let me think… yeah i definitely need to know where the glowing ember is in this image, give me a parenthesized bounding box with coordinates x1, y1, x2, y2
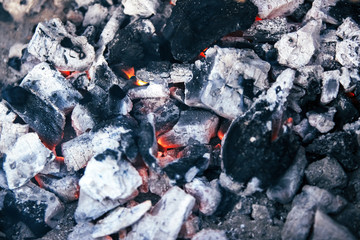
(169, 0, 176, 5)
(34, 174, 44, 188)
(85, 70, 91, 80)
(255, 16, 262, 21)
(59, 70, 72, 77)
(56, 156, 64, 162)
(198, 48, 208, 58)
(286, 117, 293, 125)
(347, 92, 355, 98)
(74, 185, 80, 199)
(217, 129, 225, 140)
(135, 79, 149, 86)
(122, 67, 135, 79)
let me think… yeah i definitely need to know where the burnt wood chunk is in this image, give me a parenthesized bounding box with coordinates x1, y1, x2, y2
(2, 86, 65, 147)
(163, 0, 258, 61)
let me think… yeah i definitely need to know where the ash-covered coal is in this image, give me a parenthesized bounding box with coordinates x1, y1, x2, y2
(163, 0, 258, 61)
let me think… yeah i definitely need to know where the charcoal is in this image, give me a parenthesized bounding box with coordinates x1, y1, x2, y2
(157, 109, 219, 148)
(252, 0, 304, 19)
(336, 17, 360, 68)
(162, 144, 211, 185)
(71, 104, 95, 136)
(62, 115, 138, 171)
(148, 169, 171, 196)
(27, 18, 95, 71)
(185, 178, 221, 215)
(306, 131, 359, 171)
(75, 188, 129, 222)
(20, 62, 82, 113)
(83, 3, 108, 27)
(3, 86, 66, 146)
(178, 214, 200, 239)
(320, 70, 340, 104)
(311, 210, 356, 240)
(243, 17, 298, 42)
(191, 229, 227, 240)
(294, 119, 319, 142)
(222, 69, 299, 189)
(36, 174, 79, 203)
(0, 121, 29, 154)
(1, 0, 46, 21)
(267, 147, 307, 204)
(304, 0, 338, 24)
(282, 185, 347, 240)
(306, 107, 336, 133)
(163, 0, 257, 62)
(3, 182, 64, 235)
(305, 157, 348, 189)
(287, 84, 306, 113)
(0, 170, 7, 189)
(97, 6, 126, 51)
(329, 0, 360, 25)
(68, 222, 107, 240)
(122, 0, 160, 17)
(40, 158, 62, 175)
(74, 0, 95, 7)
(275, 20, 321, 68)
(126, 186, 195, 240)
(3, 133, 54, 189)
(132, 98, 180, 136)
(294, 65, 323, 89)
(79, 149, 142, 202)
(335, 204, 360, 239)
(316, 30, 341, 70)
(106, 19, 159, 67)
(92, 201, 152, 238)
(170, 63, 193, 83)
(251, 204, 271, 221)
(0, 100, 17, 122)
(90, 60, 124, 91)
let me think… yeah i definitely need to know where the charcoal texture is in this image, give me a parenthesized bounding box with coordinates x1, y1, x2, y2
(163, 0, 258, 61)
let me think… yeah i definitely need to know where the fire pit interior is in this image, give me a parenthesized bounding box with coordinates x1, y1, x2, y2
(1, 0, 360, 239)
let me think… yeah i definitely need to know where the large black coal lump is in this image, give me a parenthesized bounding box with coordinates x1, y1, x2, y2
(163, 0, 258, 62)
(222, 116, 299, 188)
(2, 86, 65, 146)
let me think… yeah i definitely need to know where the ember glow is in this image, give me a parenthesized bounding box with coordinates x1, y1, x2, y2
(255, 16, 262, 21)
(198, 48, 208, 58)
(59, 70, 72, 77)
(135, 79, 149, 86)
(34, 174, 44, 188)
(121, 67, 135, 79)
(217, 129, 225, 140)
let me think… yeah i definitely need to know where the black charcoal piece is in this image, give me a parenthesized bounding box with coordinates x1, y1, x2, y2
(0, 3, 12, 22)
(163, 0, 257, 62)
(2, 86, 65, 147)
(306, 131, 359, 171)
(332, 92, 359, 128)
(162, 144, 211, 185)
(329, 1, 360, 25)
(2, 182, 64, 238)
(7, 57, 21, 71)
(106, 19, 159, 67)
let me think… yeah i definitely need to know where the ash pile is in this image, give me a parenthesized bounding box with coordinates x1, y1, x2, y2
(1, 0, 360, 239)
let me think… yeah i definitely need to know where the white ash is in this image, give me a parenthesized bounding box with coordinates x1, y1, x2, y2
(79, 149, 142, 202)
(219, 172, 244, 195)
(37, 174, 79, 203)
(336, 17, 360, 68)
(282, 185, 347, 240)
(275, 20, 321, 68)
(267, 147, 308, 204)
(148, 169, 171, 196)
(157, 110, 219, 148)
(304, 0, 338, 24)
(92, 201, 152, 238)
(316, 30, 339, 69)
(320, 70, 340, 104)
(185, 178, 222, 216)
(311, 210, 357, 240)
(126, 187, 195, 240)
(0, 121, 29, 154)
(1, 0, 46, 21)
(27, 18, 95, 71)
(294, 65, 323, 88)
(251, 0, 304, 19)
(68, 222, 108, 240)
(305, 157, 348, 189)
(20, 62, 82, 113)
(75, 188, 130, 223)
(40, 158, 61, 175)
(3, 133, 54, 189)
(307, 107, 336, 133)
(83, 3, 109, 27)
(0, 170, 8, 189)
(0, 101, 17, 123)
(122, 0, 160, 17)
(128, 72, 170, 100)
(71, 104, 95, 136)
(96, 6, 126, 52)
(169, 63, 193, 83)
(13, 182, 64, 228)
(191, 229, 228, 240)
(74, 0, 96, 7)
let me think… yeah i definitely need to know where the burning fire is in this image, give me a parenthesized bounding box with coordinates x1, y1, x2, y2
(135, 79, 149, 86)
(217, 129, 225, 140)
(121, 67, 135, 80)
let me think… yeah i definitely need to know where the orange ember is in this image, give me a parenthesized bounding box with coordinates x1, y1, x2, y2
(55, 156, 64, 162)
(59, 70, 72, 77)
(85, 70, 91, 80)
(215, 143, 221, 149)
(198, 48, 208, 58)
(286, 117, 293, 125)
(34, 174, 44, 188)
(122, 67, 135, 79)
(74, 185, 80, 199)
(217, 129, 225, 140)
(135, 79, 149, 86)
(347, 92, 355, 98)
(255, 16, 262, 21)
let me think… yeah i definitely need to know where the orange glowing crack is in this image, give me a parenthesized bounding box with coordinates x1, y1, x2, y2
(217, 130, 225, 140)
(122, 67, 135, 79)
(34, 174, 44, 188)
(169, 0, 176, 5)
(135, 79, 149, 86)
(198, 47, 208, 58)
(255, 16, 262, 21)
(59, 70, 72, 77)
